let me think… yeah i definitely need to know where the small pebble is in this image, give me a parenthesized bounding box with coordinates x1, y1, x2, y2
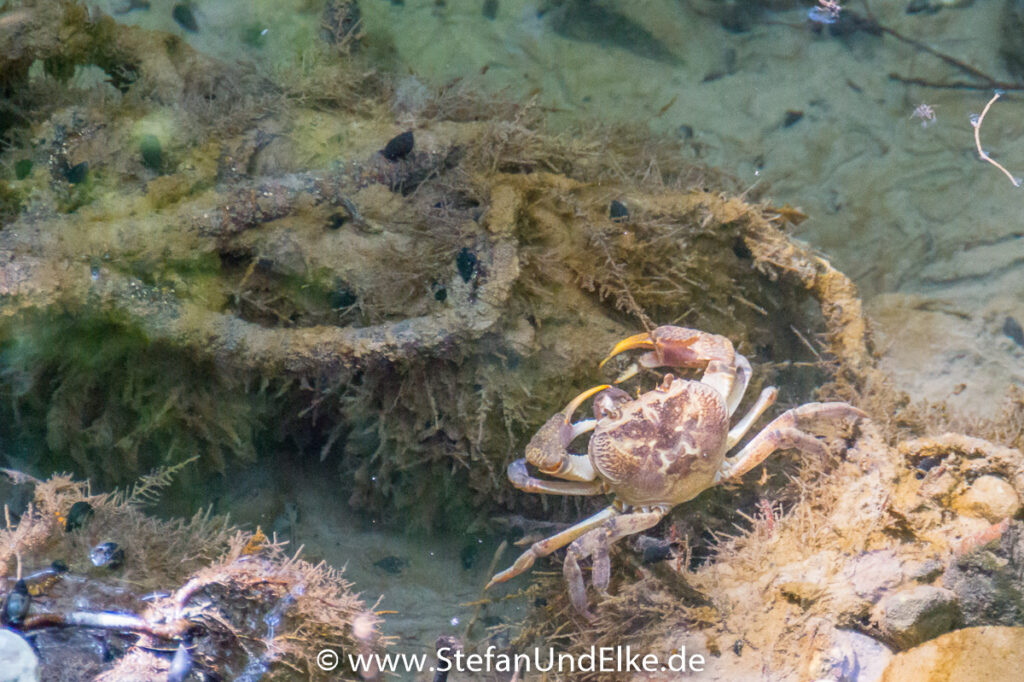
(1003, 316, 1024, 347)
(874, 585, 959, 649)
(373, 556, 407, 575)
(783, 110, 804, 128)
(90, 542, 125, 570)
(381, 130, 414, 161)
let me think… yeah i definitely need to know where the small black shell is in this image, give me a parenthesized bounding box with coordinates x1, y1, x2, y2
(1004, 316, 1024, 347)
(64, 162, 89, 184)
(456, 247, 477, 283)
(172, 3, 199, 32)
(65, 500, 95, 532)
(139, 134, 162, 171)
(1, 579, 30, 627)
(609, 199, 629, 222)
(381, 130, 414, 161)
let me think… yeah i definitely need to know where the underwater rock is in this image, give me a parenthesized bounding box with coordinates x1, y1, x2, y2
(0, 628, 38, 682)
(804, 621, 893, 682)
(953, 474, 1021, 523)
(873, 585, 960, 649)
(943, 521, 1024, 627)
(879, 626, 1024, 682)
(0, 469, 382, 679)
(544, 0, 683, 64)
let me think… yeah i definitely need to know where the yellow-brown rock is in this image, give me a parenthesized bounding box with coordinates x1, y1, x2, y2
(880, 626, 1024, 682)
(953, 475, 1021, 523)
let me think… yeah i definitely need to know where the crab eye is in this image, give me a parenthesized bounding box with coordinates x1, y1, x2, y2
(594, 395, 621, 420)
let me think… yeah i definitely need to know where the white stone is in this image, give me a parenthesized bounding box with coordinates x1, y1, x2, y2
(0, 629, 38, 682)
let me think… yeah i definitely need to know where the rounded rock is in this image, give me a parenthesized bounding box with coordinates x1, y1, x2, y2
(874, 585, 960, 649)
(0, 628, 38, 682)
(881, 625, 1024, 682)
(954, 475, 1021, 523)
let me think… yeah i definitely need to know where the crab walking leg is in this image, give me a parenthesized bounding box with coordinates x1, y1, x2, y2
(724, 353, 752, 416)
(507, 459, 606, 495)
(485, 507, 618, 590)
(564, 507, 668, 617)
(716, 403, 866, 481)
(726, 386, 778, 449)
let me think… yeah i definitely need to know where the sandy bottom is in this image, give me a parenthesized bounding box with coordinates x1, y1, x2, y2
(205, 459, 525, 676)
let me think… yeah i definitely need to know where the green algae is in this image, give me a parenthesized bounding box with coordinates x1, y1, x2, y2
(0, 309, 267, 488)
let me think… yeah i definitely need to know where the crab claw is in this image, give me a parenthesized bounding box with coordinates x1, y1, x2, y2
(600, 327, 714, 383)
(562, 384, 612, 424)
(598, 331, 658, 369)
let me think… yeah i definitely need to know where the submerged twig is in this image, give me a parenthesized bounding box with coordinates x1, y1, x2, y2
(971, 92, 1022, 187)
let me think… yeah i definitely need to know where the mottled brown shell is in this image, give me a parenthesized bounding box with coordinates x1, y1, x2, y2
(589, 378, 729, 506)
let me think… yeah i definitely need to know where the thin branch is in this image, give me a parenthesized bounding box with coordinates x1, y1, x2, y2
(972, 92, 1022, 188)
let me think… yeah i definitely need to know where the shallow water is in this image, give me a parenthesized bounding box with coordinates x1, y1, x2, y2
(96, 0, 1024, 413)
(6, 0, 1024, 678)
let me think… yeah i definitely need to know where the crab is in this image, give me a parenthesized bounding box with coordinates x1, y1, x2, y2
(485, 325, 865, 617)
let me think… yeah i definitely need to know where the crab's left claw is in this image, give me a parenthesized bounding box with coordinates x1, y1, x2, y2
(600, 327, 708, 383)
(599, 332, 656, 369)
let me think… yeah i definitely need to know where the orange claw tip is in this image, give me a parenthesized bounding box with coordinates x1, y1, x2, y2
(598, 332, 655, 368)
(562, 384, 612, 423)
